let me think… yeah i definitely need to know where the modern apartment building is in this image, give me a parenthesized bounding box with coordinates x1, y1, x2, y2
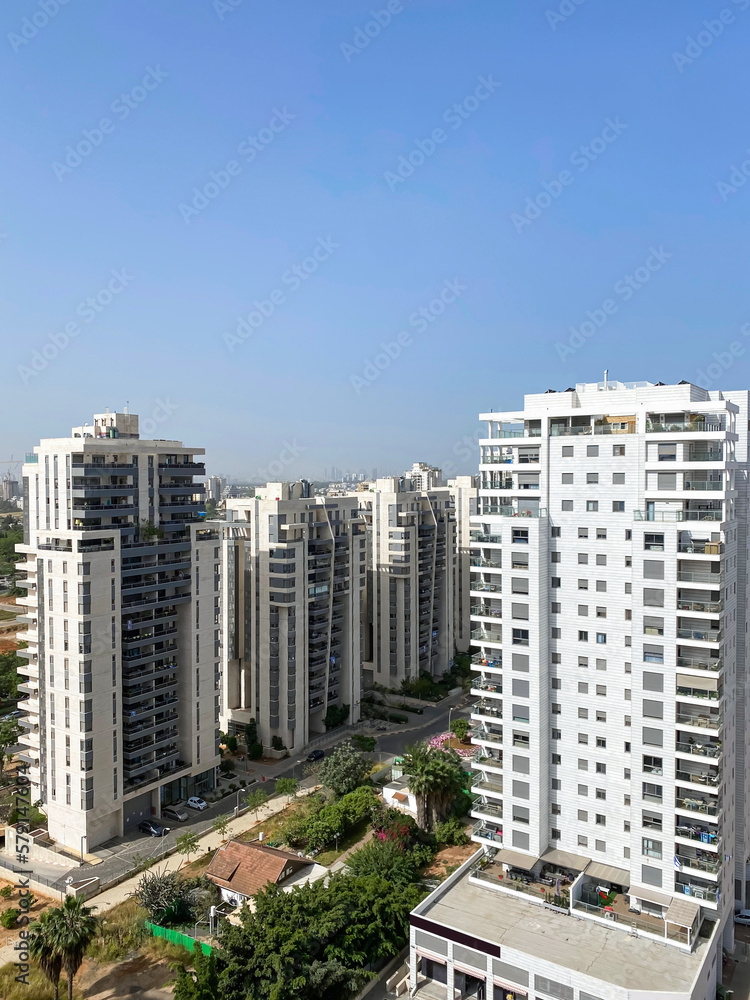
(220, 483, 366, 750)
(359, 477, 457, 688)
(448, 475, 478, 654)
(13, 412, 221, 853)
(411, 380, 748, 999)
(403, 462, 444, 492)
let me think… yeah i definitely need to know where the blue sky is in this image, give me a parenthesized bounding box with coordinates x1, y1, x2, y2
(2, 0, 749, 481)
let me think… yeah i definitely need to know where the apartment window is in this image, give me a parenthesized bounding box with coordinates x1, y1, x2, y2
(596, 633, 606, 644)
(595, 814, 606, 826)
(578, 527, 588, 539)
(643, 810, 662, 831)
(578, 733, 588, 745)
(578, 708, 588, 719)
(613, 444, 625, 456)
(643, 782, 663, 803)
(552, 703, 561, 715)
(578, 835, 588, 847)
(113, 732, 118, 763)
(64, 696, 70, 729)
(596, 553, 607, 566)
(114, 769, 118, 800)
(562, 473, 574, 484)
(578, 631, 588, 641)
(551, 551, 561, 563)
(578, 810, 588, 822)
(65, 735, 70, 768)
(612, 473, 625, 484)
(643, 699, 663, 720)
(66, 774, 71, 805)
(551, 602, 561, 614)
(643, 587, 664, 607)
(595, 762, 606, 774)
(49, 694, 55, 723)
(512, 629, 529, 645)
(552, 753, 562, 765)
(578, 656, 588, 668)
(587, 445, 599, 457)
(578, 605, 588, 616)
(642, 838, 662, 859)
(578, 784, 588, 795)
(551, 677, 561, 689)
(587, 473, 599, 485)
(578, 553, 588, 564)
(551, 829, 562, 840)
(551, 577, 561, 588)
(596, 788, 606, 800)
(562, 446, 574, 457)
(612, 501, 625, 512)
(596, 658, 607, 671)
(578, 681, 588, 694)
(596, 711, 606, 722)
(596, 738, 606, 749)
(561, 500, 574, 511)
(595, 840, 606, 853)
(112, 693, 117, 724)
(578, 759, 588, 771)
(596, 607, 606, 618)
(551, 526, 561, 537)
(552, 778, 562, 790)
(552, 729, 562, 740)
(578, 579, 588, 590)
(596, 684, 606, 696)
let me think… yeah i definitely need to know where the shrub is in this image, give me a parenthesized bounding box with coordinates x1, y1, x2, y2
(248, 742, 263, 761)
(350, 734, 376, 752)
(1, 908, 18, 928)
(219, 759, 234, 776)
(271, 736, 285, 751)
(225, 735, 238, 754)
(0, 885, 12, 900)
(434, 816, 469, 846)
(388, 713, 408, 724)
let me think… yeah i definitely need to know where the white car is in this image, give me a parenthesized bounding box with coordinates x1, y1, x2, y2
(187, 796, 208, 811)
(735, 909, 750, 925)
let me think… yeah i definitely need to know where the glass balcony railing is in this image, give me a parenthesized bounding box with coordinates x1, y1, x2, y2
(646, 419, 725, 433)
(676, 854, 721, 875)
(677, 628, 721, 643)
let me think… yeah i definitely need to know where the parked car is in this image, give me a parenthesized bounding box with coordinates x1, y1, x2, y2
(735, 909, 750, 925)
(162, 806, 189, 823)
(306, 749, 325, 762)
(139, 820, 169, 837)
(187, 796, 208, 811)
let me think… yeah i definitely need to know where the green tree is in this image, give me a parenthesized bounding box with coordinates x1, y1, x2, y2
(246, 788, 269, 819)
(135, 869, 185, 923)
(275, 777, 298, 798)
(0, 717, 22, 778)
(174, 942, 220, 1000)
(318, 745, 370, 796)
(323, 703, 350, 731)
(225, 735, 238, 754)
(346, 838, 417, 886)
(218, 874, 424, 1000)
(28, 908, 64, 1000)
(176, 831, 200, 867)
(54, 895, 98, 1000)
(211, 814, 231, 840)
(0, 648, 23, 701)
(400, 743, 465, 832)
(449, 718, 470, 743)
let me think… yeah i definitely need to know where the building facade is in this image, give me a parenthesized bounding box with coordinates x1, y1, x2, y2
(411, 380, 749, 999)
(359, 477, 456, 688)
(220, 483, 365, 750)
(14, 412, 220, 852)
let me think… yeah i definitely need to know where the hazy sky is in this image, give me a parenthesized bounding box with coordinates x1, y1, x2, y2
(2, 0, 749, 481)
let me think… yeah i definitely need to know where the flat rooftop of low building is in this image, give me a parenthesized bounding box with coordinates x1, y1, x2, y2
(418, 869, 712, 993)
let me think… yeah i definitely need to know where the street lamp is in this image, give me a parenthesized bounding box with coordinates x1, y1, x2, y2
(79, 834, 87, 868)
(235, 788, 244, 817)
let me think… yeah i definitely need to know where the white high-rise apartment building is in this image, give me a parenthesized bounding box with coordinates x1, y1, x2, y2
(13, 412, 221, 853)
(409, 380, 748, 1000)
(220, 483, 365, 750)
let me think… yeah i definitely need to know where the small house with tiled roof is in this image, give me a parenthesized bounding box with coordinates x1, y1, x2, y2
(205, 839, 327, 907)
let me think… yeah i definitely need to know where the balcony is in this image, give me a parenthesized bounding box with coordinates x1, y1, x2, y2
(675, 823, 720, 847)
(677, 540, 723, 555)
(471, 776, 504, 796)
(675, 794, 720, 817)
(470, 559, 502, 570)
(676, 684, 720, 701)
(471, 799, 503, 819)
(677, 599, 721, 614)
(686, 450, 723, 462)
(676, 739, 721, 760)
(684, 481, 723, 491)
(471, 629, 502, 643)
(674, 877, 719, 903)
(470, 533, 502, 544)
(470, 727, 503, 747)
(676, 853, 721, 876)
(634, 510, 723, 522)
(676, 711, 722, 732)
(471, 821, 503, 845)
(646, 418, 725, 433)
(677, 569, 722, 585)
(470, 582, 501, 594)
(470, 653, 502, 669)
(470, 605, 502, 619)
(677, 627, 721, 643)
(480, 506, 547, 518)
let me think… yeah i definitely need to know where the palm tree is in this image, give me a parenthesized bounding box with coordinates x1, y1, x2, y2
(55, 895, 98, 1000)
(400, 742, 465, 831)
(28, 909, 64, 1000)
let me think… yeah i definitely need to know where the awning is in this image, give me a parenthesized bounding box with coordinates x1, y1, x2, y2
(665, 896, 700, 928)
(628, 885, 672, 907)
(677, 673, 718, 691)
(455, 964, 486, 980)
(494, 980, 527, 997)
(539, 848, 590, 870)
(494, 848, 538, 870)
(585, 862, 631, 886)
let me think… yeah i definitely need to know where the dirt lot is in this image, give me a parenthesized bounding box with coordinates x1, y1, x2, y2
(77, 953, 179, 1000)
(423, 841, 478, 879)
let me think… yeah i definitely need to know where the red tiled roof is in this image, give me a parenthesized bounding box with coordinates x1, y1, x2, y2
(205, 840, 309, 899)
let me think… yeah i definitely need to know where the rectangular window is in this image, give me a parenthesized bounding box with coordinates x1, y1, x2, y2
(613, 444, 625, 456)
(578, 630, 588, 641)
(587, 473, 599, 484)
(561, 500, 574, 511)
(642, 837, 662, 859)
(578, 579, 588, 589)
(587, 501, 599, 512)
(562, 473, 574, 484)
(578, 605, 588, 616)
(612, 501, 625, 512)
(596, 554, 607, 566)
(612, 473, 625, 484)
(587, 445, 599, 457)
(596, 633, 607, 644)
(562, 446, 574, 457)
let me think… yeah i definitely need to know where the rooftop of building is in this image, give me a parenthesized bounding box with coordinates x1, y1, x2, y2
(414, 861, 713, 994)
(480, 379, 745, 423)
(25, 411, 204, 456)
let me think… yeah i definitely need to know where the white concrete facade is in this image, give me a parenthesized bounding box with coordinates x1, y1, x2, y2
(14, 413, 220, 852)
(414, 379, 750, 999)
(220, 483, 365, 750)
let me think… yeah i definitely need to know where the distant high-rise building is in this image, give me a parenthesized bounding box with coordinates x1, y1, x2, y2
(403, 462, 443, 491)
(12, 412, 220, 854)
(220, 483, 365, 749)
(206, 475, 226, 502)
(410, 379, 748, 1000)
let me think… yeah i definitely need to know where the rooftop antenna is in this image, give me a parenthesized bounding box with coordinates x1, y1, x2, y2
(603, 369, 609, 389)
(124, 400, 129, 414)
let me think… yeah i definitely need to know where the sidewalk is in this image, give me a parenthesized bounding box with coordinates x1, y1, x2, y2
(92, 785, 318, 912)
